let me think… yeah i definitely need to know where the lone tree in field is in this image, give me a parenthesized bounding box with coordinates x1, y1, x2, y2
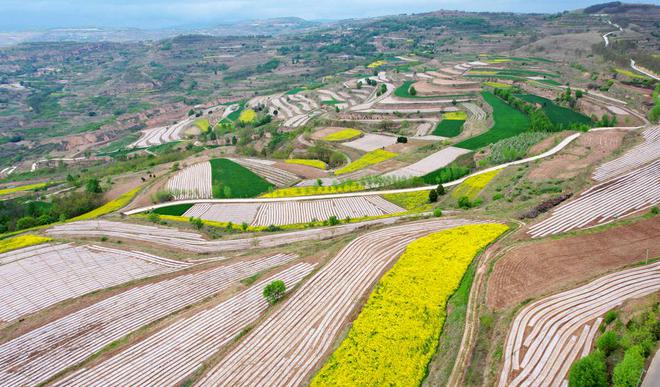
(436, 184, 445, 196)
(429, 189, 438, 203)
(409, 86, 417, 96)
(263, 280, 286, 305)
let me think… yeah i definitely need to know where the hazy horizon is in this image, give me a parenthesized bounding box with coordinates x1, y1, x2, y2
(2, 0, 659, 31)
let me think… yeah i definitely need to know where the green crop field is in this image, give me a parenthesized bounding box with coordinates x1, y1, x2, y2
(516, 94, 593, 127)
(433, 120, 465, 137)
(210, 158, 273, 198)
(455, 91, 530, 150)
(225, 101, 247, 121)
(321, 99, 344, 105)
(152, 203, 194, 216)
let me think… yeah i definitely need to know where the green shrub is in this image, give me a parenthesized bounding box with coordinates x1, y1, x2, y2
(604, 310, 618, 324)
(263, 280, 286, 305)
(429, 189, 438, 203)
(147, 212, 161, 223)
(189, 217, 204, 230)
(433, 208, 442, 217)
(613, 345, 645, 387)
(596, 331, 618, 355)
(568, 350, 607, 387)
(457, 196, 472, 209)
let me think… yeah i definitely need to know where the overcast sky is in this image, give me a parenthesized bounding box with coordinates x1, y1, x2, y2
(1, 0, 659, 30)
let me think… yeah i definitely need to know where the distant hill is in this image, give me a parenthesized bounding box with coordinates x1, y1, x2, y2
(584, 1, 659, 14)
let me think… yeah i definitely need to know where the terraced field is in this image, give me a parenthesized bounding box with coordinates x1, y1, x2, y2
(516, 94, 592, 128)
(197, 219, 479, 386)
(593, 125, 660, 181)
(455, 92, 530, 150)
(56, 263, 315, 386)
(528, 160, 660, 238)
(0, 253, 297, 386)
(181, 196, 404, 226)
(210, 158, 274, 198)
(498, 263, 660, 387)
(0, 243, 189, 322)
(167, 162, 213, 199)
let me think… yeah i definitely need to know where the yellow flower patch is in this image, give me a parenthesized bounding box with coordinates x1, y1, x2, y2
(0, 182, 48, 196)
(194, 118, 210, 132)
(322, 128, 362, 142)
(442, 111, 468, 120)
(261, 182, 364, 198)
(451, 169, 501, 200)
(484, 81, 512, 89)
(238, 108, 257, 123)
(382, 190, 432, 211)
(0, 234, 52, 254)
(486, 58, 512, 63)
(367, 60, 387, 68)
(70, 186, 142, 221)
(312, 223, 509, 386)
(335, 149, 397, 175)
(285, 159, 328, 170)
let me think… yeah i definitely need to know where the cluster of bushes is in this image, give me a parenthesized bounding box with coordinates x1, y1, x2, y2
(480, 132, 548, 166)
(0, 189, 103, 233)
(569, 304, 660, 387)
(304, 144, 346, 169)
(519, 193, 572, 219)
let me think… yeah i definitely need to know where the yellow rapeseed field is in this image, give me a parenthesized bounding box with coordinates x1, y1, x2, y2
(451, 169, 501, 200)
(484, 81, 512, 89)
(442, 111, 468, 120)
(0, 182, 48, 196)
(367, 60, 387, 68)
(285, 159, 328, 170)
(261, 182, 364, 198)
(70, 186, 142, 221)
(382, 190, 432, 211)
(335, 149, 397, 175)
(322, 128, 362, 142)
(0, 234, 52, 254)
(312, 223, 509, 386)
(238, 108, 257, 123)
(194, 118, 211, 132)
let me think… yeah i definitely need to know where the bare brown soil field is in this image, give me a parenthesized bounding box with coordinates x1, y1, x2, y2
(273, 162, 327, 179)
(413, 81, 481, 95)
(526, 131, 574, 156)
(486, 216, 660, 310)
(528, 130, 626, 180)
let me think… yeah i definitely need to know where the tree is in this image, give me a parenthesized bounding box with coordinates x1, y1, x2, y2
(328, 215, 340, 226)
(568, 350, 607, 387)
(409, 86, 417, 96)
(263, 280, 286, 304)
(429, 189, 438, 203)
(613, 345, 645, 387)
(436, 184, 445, 196)
(85, 178, 102, 194)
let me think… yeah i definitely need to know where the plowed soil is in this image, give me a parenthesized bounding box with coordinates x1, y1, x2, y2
(486, 216, 660, 310)
(528, 130, 626, 181)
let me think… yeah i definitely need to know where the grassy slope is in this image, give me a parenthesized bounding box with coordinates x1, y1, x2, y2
(516, 94, 593, 126)
(433, 120, 465, 137)
(209, 158, 273, 198)
(455, 92, 530, 150)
